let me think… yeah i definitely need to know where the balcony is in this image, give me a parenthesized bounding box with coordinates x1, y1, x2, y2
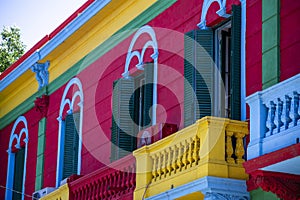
(133, 116, 249, 199)
(68, 154, 135, 200)
(246, 74, 300, 159)
(40, 184, 69, 200)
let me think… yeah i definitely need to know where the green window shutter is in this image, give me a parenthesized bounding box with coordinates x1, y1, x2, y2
(230, 5, 241, 120)
(184, 29, 214, 127)
(111, 81, 119, 162)
(63, 112, 80, 179)
(13, 148, 25, 200)
(143, 63, 154, 128)
(111, 78, 135, 161)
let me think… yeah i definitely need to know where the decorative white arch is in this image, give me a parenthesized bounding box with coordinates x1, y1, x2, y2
(122, 25, 158, 125)
(198, 0, 231, 29)
(5, 116, 29, 200)
(56, 77, 84, 187)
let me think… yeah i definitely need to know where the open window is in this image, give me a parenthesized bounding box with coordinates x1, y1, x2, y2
(62, 112, 80, 180)
(184, 5, 241, 126)
(111, 63, 153, 161)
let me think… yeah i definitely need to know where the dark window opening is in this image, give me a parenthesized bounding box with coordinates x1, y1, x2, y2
(12, 148, 25, 200)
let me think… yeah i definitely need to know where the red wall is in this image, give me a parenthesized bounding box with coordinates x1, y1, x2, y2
(0, 108, 41, 199)
(73, 0, 241, 175)
(246, 0, 262, 97)
(280, 0, 300, 81)
(246, 0, 300, 96)
(0, 0, 244, 193)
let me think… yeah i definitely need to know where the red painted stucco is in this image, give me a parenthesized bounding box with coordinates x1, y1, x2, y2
(280, 0, 300, 81)
(0, 108, 41, 199)
(0, 0, 248, 196)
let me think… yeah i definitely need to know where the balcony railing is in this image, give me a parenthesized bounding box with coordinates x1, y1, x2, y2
(40, 184, 69, 200)
(246, 74, 300, 159)
(69, 154, 135, 200)
(133, 116, 248, 199)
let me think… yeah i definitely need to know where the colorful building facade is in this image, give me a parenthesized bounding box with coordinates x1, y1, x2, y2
(0, 0, 299, 200)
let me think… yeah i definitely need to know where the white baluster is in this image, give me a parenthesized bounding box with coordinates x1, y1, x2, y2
(282, 95, 292, 131)
(291, 92, 300, 126)
(265, 101, 276, 136)
(274, 98, 283, 133)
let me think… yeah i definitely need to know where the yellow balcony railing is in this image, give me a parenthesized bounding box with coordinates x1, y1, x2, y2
(133, 116, 249, 199)
(40, 184, 69, 200)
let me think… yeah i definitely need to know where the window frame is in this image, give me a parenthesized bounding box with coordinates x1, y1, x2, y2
(5, 116, 29, 200)
(56, 77, 83, 188)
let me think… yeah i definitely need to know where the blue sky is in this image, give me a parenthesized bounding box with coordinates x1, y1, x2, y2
(0, 0, 86, 50)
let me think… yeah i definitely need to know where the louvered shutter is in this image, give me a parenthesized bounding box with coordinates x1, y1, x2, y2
(184, 30, 214, 127)
(111, 78, 135, 161)
(13, 148, 25, 200)
(230, 5, 241, 120)
(143, 63, 154, 128)
(63, 112, 80, 179)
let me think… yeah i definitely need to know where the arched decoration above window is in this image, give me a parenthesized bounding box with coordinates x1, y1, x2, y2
(5, 116, 29, 200)
(122, 25, 158, 126)
(198, 0, 231, 29)
(56, 77, 84, 188)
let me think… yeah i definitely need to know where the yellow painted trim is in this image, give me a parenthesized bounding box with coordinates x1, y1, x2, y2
(0, 0, 157, 118)
(40, 184, 69, 200)
(133, 116, 249, 199)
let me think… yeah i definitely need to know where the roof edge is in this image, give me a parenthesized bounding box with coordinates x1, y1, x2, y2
(0, 0, 111, 91)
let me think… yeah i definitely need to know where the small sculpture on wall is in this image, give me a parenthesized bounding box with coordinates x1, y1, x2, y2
(34, 95, 49, 117)
(31, 61, 50, 90)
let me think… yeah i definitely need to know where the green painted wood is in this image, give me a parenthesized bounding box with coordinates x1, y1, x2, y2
(184, 31, 195, 127)
(0, 0, 176, 131)
(111, 78, 135, 161)
(62, 112, 80, 179)
(184, 29, 214, 127)
(230, 5, 241, 120)
(13, 148, 25, 200)
(143, 63, 154, 128)
(262, 0, 280, 89)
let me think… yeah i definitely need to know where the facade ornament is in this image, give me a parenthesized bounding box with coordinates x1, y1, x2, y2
(205, 192, 249, 200)
(5, 116, 29, 200)
(198, 0, 231, 29)
(123, 25, 158, 125)
(31, 61, 50, 90)
(247, 170, 300, 200)
(34, 95, 49, 117)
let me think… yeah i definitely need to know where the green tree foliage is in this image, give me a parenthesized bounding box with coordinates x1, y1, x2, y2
(0, 26, 26, 72)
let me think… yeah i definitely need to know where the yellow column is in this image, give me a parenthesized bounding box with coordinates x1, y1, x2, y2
(133, 146, 153, 199)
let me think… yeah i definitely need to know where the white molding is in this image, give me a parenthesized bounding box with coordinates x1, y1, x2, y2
(0, 0, 111, 92)
(123, 25, 158, 125)
(56, 77, 84, 188)
(5, 116, 29, 200)
(240, 0, 246, 121)
(198, 0, 230, 30)
(146, 176, 249, 200)
(246, 74, 300, 159)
